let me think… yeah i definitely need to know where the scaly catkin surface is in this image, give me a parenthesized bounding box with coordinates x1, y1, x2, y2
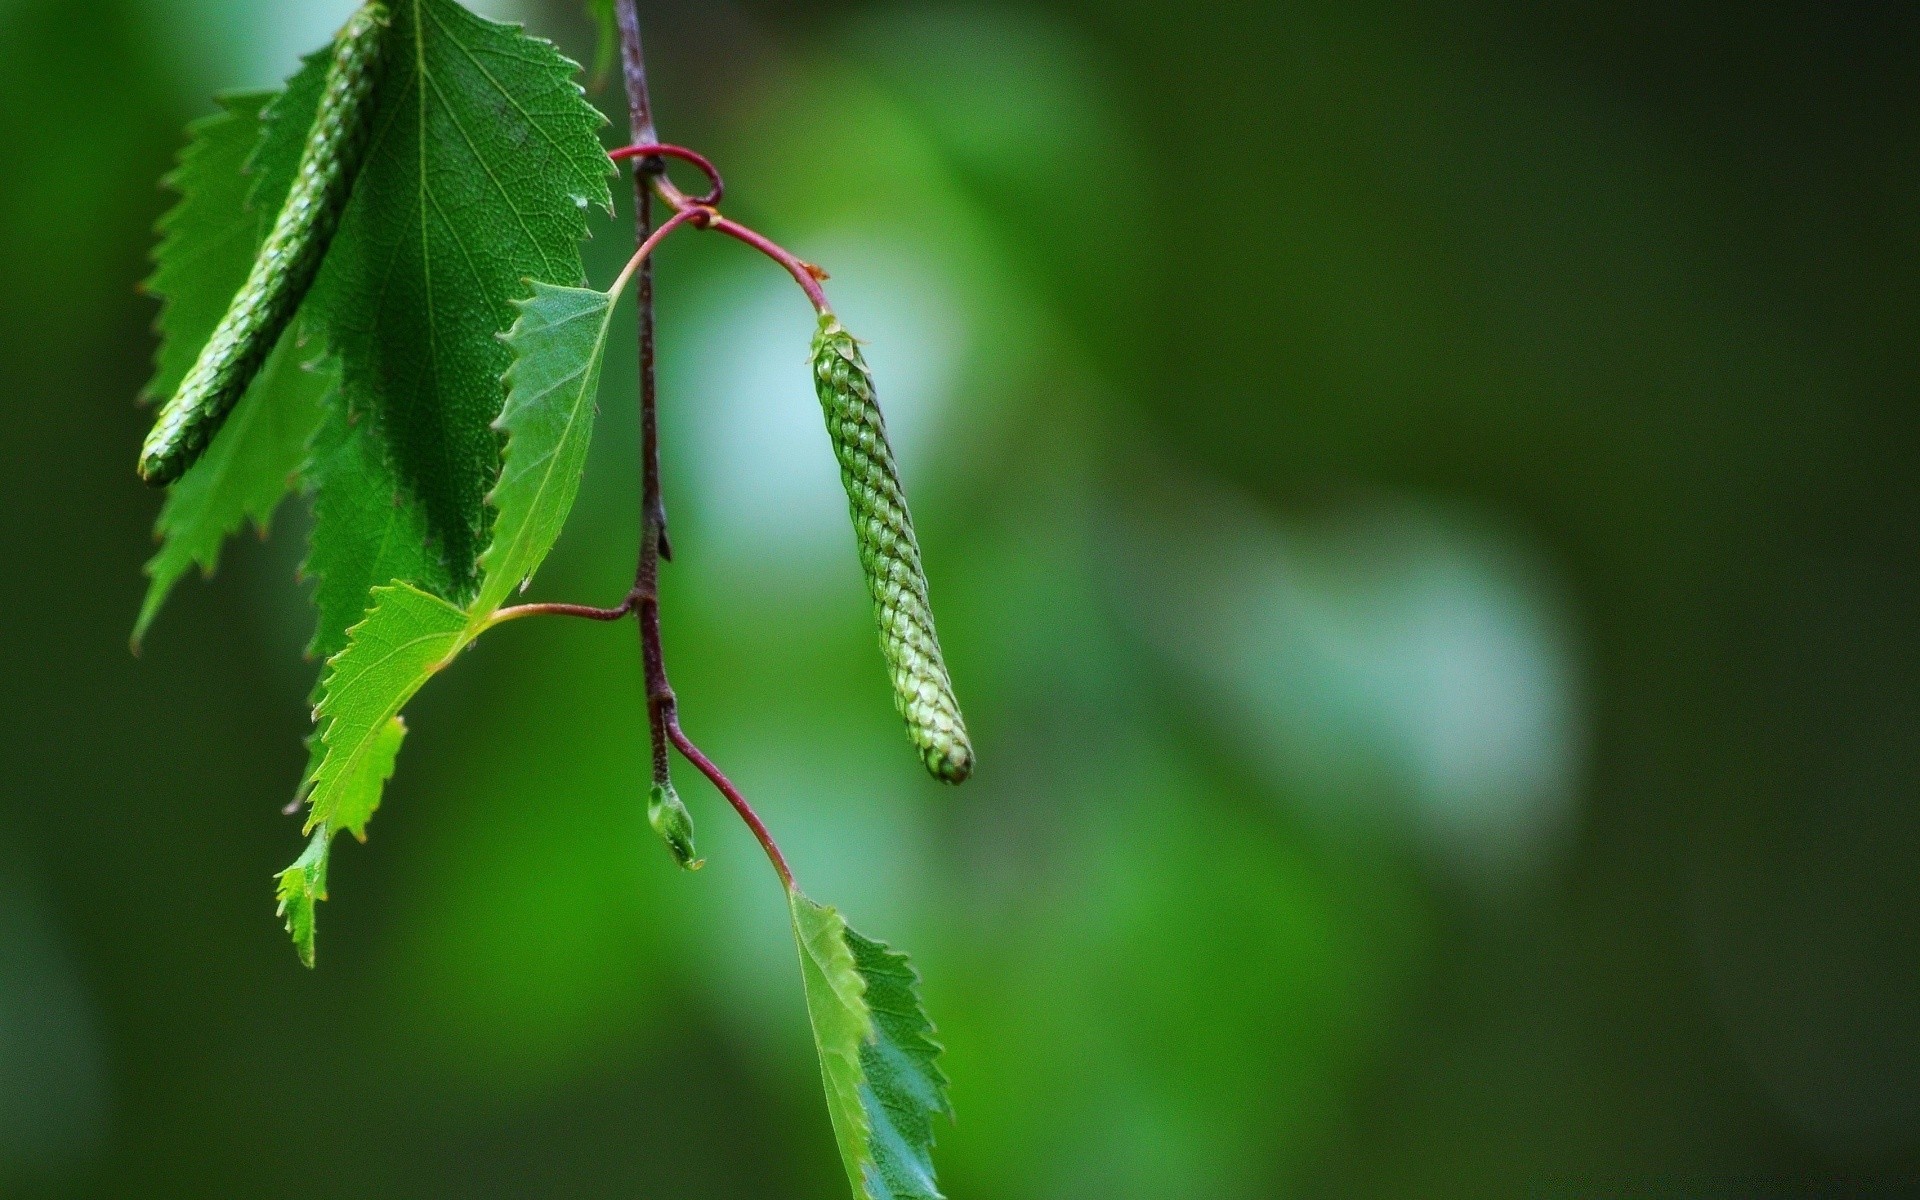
(811, 313, 974, 783)
(139, 3, 388, 485)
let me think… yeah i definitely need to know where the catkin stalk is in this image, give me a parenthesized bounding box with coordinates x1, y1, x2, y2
(139, 3, 389, 486)
(811, 313, 975, 784)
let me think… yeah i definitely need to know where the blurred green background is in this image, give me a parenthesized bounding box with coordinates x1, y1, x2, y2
(3, 0, 1916, 1195)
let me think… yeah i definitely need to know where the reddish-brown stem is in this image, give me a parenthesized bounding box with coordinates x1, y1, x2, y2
(491, 596, 637, 625)
(608, 142, 723, 207)
(607, 141, 830, 313)
(615, 0, 674, 798)
(667, 716, 795, 890)
(613, 2, 796, 891)
(705, 214, 830, 312)
(611, 204, 708, 297)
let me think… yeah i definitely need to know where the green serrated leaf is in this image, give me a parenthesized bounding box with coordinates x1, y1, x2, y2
(791, 892, 951, 1200)
(284, 266, 627, 963)
(146, 93, 274, 404)
(275, 824, 332, 969)
(306, 0, 614, 598)
(276, 714, 406, 966)
(303, 583, 468, 838)
(475, 282, 616, 615)
(135, 93, 330, 644)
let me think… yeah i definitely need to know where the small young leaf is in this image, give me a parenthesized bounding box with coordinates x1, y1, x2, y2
(475, 282, 617, 615)
(136, 92, 330, 644)
(303, 583, 468, 839)
(275, 825, 333, 969)
(274, 711, 404, 966)
(791, 892, 951, 1200)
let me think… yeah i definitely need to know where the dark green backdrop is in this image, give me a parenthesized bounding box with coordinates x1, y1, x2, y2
(2, 1, 1914, 1195)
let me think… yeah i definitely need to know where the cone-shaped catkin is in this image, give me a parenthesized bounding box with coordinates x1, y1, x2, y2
(811, 313, 974, 783)
(139, 3, 389, 486)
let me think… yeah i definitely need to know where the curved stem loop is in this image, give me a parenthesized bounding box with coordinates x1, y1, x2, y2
(608, 141, 724, 207)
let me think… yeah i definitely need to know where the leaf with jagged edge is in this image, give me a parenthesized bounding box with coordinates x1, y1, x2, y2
(283, 584, 458, 960)
(791, 892, 952, 1200)
(276, 826, 331, 969)
(304, 0, 614, 600)
(301, 583, 468, 839)
(474, 282, 616, 615)
(247, 50, 449, 663)
(135, 92, 329, 646)
(274, 714, 403, 967)
(284, 274, 623, 960)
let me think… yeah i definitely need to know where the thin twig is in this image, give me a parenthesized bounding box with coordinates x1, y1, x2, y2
(608, 142, 723, 206)
(706, 214, 830, 312)
(490, 597, 637, 625)
(613, 2, 796, 890)
(614, 0, 674, 797)
(667, 715, 795, 890)
(607, 140, 831, 313)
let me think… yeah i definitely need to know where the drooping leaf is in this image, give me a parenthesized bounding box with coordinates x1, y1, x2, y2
(303, 582, 468, 839)
(136, 92, 330, 644)
(475, 282, 616, 615)
(791, 892, 951, 1200)
(306, 0, 613, 598)
(273, 708, 406, 967)
(275, 824, 333, 969)
(282, 267, 629, 963)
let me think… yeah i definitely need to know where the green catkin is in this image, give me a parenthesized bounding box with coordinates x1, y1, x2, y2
(811, 313, 975, 784)
(138, 3, 389, 486)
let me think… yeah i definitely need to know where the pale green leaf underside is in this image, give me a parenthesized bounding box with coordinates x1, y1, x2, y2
(791, 892, 951, 1200)
(475, 282, 615, 615)
(303, 582, 467, 838)
(275, 824, 332, 969)
(275, 710, 403, 967)
(136, 92, 330, 644)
